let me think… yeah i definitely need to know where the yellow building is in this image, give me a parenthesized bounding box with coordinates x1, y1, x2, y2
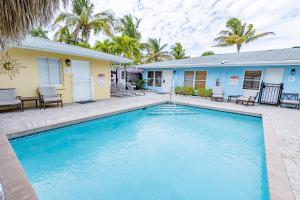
(0, 36, 131, 104)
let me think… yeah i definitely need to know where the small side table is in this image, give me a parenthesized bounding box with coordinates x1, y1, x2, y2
(227, 95, 241, 102)
(20, 97, 41, 109)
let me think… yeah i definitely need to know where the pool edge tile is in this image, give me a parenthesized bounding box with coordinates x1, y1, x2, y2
(0, 100, 296, 200)
(0, 134, 38, 200)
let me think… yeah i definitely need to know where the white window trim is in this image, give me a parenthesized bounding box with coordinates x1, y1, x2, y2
(184, 70, 208, 89)
(147, 71, 154, 87)
(154, 71, 162, 87)
(38, 57, 63, 87)
(147, 71, 162, 87)
(184, 70, 195, 88)
(242, 70, 263, 90)
(194, 70, 207, 89)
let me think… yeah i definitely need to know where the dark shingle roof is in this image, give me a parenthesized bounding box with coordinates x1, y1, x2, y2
(137, 48, 300, 69)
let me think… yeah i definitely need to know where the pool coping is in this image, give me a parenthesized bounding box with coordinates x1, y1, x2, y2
(0, 100, 295, 200)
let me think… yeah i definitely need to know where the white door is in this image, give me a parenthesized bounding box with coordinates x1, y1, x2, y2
(264, 68, 285, 84)
(260, 68, 285, 103)
(161, 70, 173, 93)
(72, 60, 92, 101)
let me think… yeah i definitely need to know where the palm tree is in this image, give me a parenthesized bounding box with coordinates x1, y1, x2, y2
(53, 26, 76, 44)
(144, 38, 171, 63)
(53, 0, 115, 43)
(111, 35, 141, 64)
(170, 43, 189, 59)
(201, 51, 215, 56)
(0, 0, 68, 50)
(31, 27, 49, 39)
(214, 17, 274, 52)
(93, 39, 114, 54)
(117, 14, 142, 40)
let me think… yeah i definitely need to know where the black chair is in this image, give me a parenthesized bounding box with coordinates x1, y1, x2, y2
(280, 93, 300, 109)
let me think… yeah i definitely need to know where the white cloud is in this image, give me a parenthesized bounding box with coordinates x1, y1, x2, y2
(51, 0, 300, 57)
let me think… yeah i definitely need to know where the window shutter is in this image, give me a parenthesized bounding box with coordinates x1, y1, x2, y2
(48, 59, 61, 85)
(37, 58, 50, 85)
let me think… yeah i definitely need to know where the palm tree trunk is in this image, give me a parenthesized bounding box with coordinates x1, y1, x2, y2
(237, 44, 241, 53)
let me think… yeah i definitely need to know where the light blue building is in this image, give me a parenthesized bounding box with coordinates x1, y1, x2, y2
(138, 48, 300, 104)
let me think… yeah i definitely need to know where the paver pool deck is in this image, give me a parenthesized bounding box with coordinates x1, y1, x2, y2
(0, 93, 299, 200)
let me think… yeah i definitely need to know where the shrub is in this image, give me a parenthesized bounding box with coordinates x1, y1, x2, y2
(197, 88, 206, 97)
(174, 86, 183, 94)
(182, 86, 194, 95)
(197, 88, 213, 97)
(135, 79, 145, 90)
(205, 88, 213, 97)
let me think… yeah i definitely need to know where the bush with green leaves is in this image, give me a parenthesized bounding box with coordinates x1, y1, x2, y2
(175, 86, 183, 94)
(197, 88, 213, 97)
(135, 79, 146, 90)
(182, 86, 194, 95)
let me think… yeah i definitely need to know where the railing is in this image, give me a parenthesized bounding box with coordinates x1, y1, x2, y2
(258, 82, 284, 105)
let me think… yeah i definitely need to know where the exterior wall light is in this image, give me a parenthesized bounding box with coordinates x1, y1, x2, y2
(66, 59, 71, 66)
(291, 68, 296, 75)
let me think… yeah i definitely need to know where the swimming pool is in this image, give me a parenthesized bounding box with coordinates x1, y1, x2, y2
(11, 104, 269, 200)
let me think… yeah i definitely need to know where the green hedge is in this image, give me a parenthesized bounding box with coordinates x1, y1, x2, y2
(175, 86, 183, 94)
(182, 86, 194, 95)
(174, 86, 212, 97)
(197, 88, 213, 97)
(175, 86, 194, 95)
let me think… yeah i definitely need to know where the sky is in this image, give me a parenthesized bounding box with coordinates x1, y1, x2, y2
(53, 0, 300, 57)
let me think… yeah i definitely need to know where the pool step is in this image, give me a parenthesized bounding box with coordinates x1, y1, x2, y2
(147, 105, 199, 115)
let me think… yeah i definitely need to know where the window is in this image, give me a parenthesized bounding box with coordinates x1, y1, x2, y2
(147, 71, 154, 86)
(37, 58, 62, 86)
(243, 70, 262, 90)
(184, 71, 194, 87)
(154, 71, 162, 87)
(195, 71, 207, 89)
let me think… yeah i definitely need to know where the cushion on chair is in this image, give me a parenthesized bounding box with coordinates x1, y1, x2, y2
(0, 99, 21, 106)
(43, 97, 62, 103)
(212, 94, 223, 98)
(0, 88, 17, 100)
(281, 99, 299, 105)
(237, 96, 249, 101)
(39, 87, 57, 98)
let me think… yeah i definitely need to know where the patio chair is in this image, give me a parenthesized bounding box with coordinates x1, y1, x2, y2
(236, 90, 258, 106)
(38, 86, 63, 109)
(0, 88, 22, 111)
(111, 83, 125, 97)
(211, 86, 224, 101)
(126, 82, 145, 96)
(280, 93, 300, 109)
(117, 83, 135, 96)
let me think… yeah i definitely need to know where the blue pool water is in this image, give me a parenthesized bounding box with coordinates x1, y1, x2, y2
(11, 104, 269, 200)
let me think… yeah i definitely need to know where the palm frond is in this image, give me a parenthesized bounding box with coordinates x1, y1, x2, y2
(246, 32, 275, 43)
(0, 0, 68, 50)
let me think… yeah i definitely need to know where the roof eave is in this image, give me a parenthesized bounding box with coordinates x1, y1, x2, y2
(139, 60, 300, 69)
(17, 44, 132, 64)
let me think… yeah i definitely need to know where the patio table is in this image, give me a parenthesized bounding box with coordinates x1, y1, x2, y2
(20, 97, 41, 109)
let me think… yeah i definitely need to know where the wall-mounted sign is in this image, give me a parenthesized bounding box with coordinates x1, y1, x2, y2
(64, 67, 71, 73)
(230, 75, 239, 86)
(288, 76, 295, 82)
(97, 74, 105, 85)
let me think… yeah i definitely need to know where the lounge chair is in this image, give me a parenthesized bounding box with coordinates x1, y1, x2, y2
(0, 88, 22, 111)
(38, 86, 63, 109)
(111, 83, 125, 97)
(280, 93, 300, 109)
(117, 83, 135, 96)
(126, 82, 145, 96)
(236, 90, 258, 106)
(211, 86, 224, 101)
